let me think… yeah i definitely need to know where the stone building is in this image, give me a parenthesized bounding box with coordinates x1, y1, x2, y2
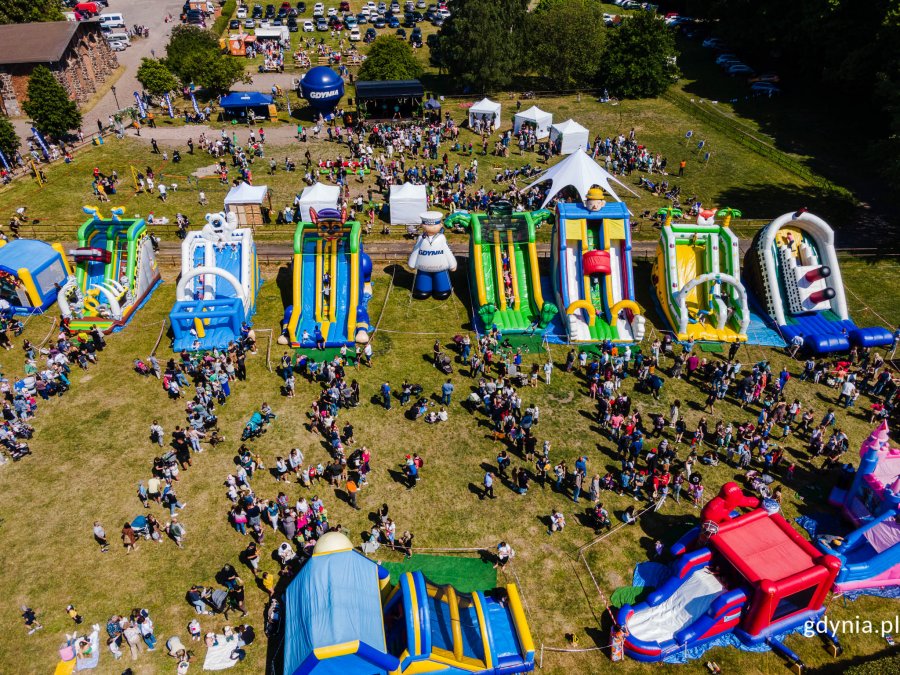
(0, 20, 118, 116)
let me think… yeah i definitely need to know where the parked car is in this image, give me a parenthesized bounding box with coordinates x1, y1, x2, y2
(312, 1, 323, 14)
(436, 7, 449, 17)
(373, 16, 385, 26)
(387, 15, 399, 26)
(252, 3, 262, 17)
(228, 18, 239, 28)
(297, 1, 306, 11)
(244, 17, 256, 28)
(316, 17, 328, 29)
(702, 37, 725, 49)
(339, 0, 350, 9)
(288, 15, 300, 29)
(751, 73, 780, 84)
(430, 14, 443, 26)
(396, 27, 406, 37)
(327, 6, 337, 15)
(715, 53, 738, 65)
(265, 3, 275, 16)
(349, 26, 360, 40)
(108, 40, 127, 51)
(727, 63, 755, 76)
(237, 5, 248, 17)
(364, 27, 376, 41)
(356, 12, 367, 23)
(303, 18, 314, 30)
(750, 81, 780, 94)
(273, 16, 283, 24)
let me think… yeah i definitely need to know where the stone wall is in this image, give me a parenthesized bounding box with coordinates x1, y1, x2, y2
(0, 24, 119, 113)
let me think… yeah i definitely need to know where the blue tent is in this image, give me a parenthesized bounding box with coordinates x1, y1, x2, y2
(219, 92, 275, 118)
(283, 532, 396, 675)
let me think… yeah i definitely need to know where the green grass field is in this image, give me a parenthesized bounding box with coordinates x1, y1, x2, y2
(0, 253, 896, 674)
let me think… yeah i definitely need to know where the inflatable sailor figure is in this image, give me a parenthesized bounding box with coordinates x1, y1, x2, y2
(408, 212, 457, 300)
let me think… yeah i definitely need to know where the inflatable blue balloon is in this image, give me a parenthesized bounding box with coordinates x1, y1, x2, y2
(299, 67, 345, 113)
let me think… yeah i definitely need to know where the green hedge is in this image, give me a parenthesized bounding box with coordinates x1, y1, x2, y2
(845, 653, 900, 675)
(213, 0, 237, 36)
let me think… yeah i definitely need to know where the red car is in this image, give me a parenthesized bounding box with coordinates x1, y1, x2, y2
(339, 1, 350, 10)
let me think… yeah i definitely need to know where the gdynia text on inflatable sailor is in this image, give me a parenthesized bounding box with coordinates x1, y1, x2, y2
(408, 212, 457, 300)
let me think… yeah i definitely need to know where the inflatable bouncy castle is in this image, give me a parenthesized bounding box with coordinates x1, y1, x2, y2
(282, 208, 373, 348)
(282, 532, 535, 675)
(652, 210, 750, 343)
(552, 196, 645, 343)
(744, 210, 892, 353)
(169, 211, 261, 351)
(819, 422, 900, 592)
(447, 202, 558, 334)
(0, 239, 70, 315)
(618, 483, 840, 662)
(58, 206, 161, 333)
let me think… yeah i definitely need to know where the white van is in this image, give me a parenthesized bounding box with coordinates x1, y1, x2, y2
(103, 31, 130, 45)
(99, 12, 126, 29)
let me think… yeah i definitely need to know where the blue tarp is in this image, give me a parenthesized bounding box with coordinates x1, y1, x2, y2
(283, 549, 388, 675)
(662, 627, 803, 664)
(795, 513, 846, 540)
(632, 561, 670, 589)
(219, 91, 274, 109)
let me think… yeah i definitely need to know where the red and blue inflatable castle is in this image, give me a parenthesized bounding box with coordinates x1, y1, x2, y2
(617, 483, 840, 662)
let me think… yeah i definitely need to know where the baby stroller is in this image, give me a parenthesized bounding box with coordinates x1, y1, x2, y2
(131, 515, 151, 539)
(436, 354, 453, 375)
(133, 359, 152, 376)
(200, 586, 228, 614)
(241, 412, 266, 441)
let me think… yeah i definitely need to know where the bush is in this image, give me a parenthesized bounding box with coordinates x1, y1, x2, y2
(213, 0, 237, 35)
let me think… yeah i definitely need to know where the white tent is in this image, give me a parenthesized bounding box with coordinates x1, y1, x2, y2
(224, 182, 268, 207)
(389, 183, 428, 225)
(513, 105, 552, 139)
(254, 26, 289, 41)
(468, 98, 502, 130)
(524, 148, 640, 207)
(297, 182, 341, 221)
(550, 119, 589, 155)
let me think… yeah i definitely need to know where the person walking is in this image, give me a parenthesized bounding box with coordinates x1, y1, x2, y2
(381, 381, 392, 410)
(346, 476, 360, 510)
(482, 471, 495, 499)
(93, 521, 110, 552)
(441, 379, 454, 405)
(121, 522, 138, 554)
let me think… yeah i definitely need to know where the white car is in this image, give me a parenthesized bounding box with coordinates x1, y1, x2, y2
(313, 2, 324, 14)
(437, 7, 450, 17)
(366, 0, 377, 9)
(390, 2, 399, 12)
(237, 5, 247, 17)
(360, 6, 370, 15)
(108, 40, 127, 51)
(303, 19, 314, 30)
(327, 6, 337, 15)
(349, 26, 360, 40)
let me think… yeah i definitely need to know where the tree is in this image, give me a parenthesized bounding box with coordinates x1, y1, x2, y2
(191, 51, 245, 94)
(136, 58, 178, 97)
(0, 0, 63, 24)
(527, 0, 605, 87)
(358, 36, 423, 80)
(164, 25, 220, 85)
(598, 11, 678, 98)
(435, 0, 527, 91)
(0, 115, 19, 158)
(22, 65, 81, 139)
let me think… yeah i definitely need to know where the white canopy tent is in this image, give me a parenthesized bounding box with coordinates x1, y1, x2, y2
(513, 105, 552, 139)
(224, 182, 270, 226)
(224, 182, 268, 207)
(524, 148, 640, 207)
(468, 98, 502, 130)
(297, 182, 341, 221)
(549, 119, 589, 155)
(389, 183, 428, 225)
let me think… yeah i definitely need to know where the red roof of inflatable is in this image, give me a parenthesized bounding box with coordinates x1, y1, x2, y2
(714, 511, 817, 583)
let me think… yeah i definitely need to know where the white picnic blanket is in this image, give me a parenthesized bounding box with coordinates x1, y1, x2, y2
(203, 635, 242, 671)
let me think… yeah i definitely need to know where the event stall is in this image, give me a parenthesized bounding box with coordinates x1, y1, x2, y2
(469, 97, 502, 130)
(355, 79, 424, 120)
(297, 182, 341, 221)
(218, 91, 275, 120)
(550, 119, 589, 155)
(513, 105, 552, 139)
(389, 183, 427, 225)
(225, 182, 271, 227)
